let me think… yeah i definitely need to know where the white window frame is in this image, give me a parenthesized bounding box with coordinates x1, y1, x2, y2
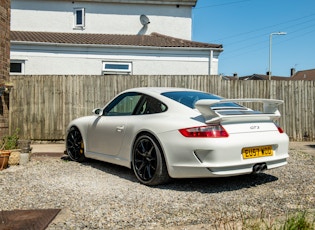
(74, 8, 85, 28)
(10, 60, 25, 74)
(102, 62, 132, 75)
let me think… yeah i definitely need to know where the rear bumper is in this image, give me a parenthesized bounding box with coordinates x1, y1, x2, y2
(167, 155, 288, 178)
(205, 157, 287, 176)
(158, 131, 289, 178)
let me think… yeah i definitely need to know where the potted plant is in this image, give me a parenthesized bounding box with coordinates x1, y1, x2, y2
(0, 129, 19, 170)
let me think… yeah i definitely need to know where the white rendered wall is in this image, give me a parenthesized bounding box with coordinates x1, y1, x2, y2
(10, 44, 219, 75)
(11, 0, 193, 39)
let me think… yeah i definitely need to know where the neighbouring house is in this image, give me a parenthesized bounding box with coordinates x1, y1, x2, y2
(229, 68, 315, 80)
(290, 68, 315, 80)
(10, 0, 223, 75)
(228, 73, 290, 80)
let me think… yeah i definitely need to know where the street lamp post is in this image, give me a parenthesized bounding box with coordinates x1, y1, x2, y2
(269, 32, 287, 80)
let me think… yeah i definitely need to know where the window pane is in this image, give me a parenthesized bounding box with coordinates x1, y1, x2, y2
(105, 64, 129, 70)
(76, 10, 83, 25)
(107, 93, 142, 116)
(140, 96, 167, 114)
(10, 63, 22, 73)
(162, 91, 242, 109)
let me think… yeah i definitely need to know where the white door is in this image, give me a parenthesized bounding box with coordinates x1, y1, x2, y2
(87, 92, 142, 156)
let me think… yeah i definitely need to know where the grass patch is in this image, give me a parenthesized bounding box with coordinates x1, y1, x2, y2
(241, 210, 315, 230)
(281, 211, 314, 230)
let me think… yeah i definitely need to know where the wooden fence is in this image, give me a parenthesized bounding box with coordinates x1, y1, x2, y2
(9, 75, 315, 141)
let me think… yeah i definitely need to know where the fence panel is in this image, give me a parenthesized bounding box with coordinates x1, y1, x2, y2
(9, 75, 315, 141)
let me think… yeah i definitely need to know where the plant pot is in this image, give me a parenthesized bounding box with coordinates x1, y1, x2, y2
(0, 155, 9, 170)
(0, 150, 11, 156)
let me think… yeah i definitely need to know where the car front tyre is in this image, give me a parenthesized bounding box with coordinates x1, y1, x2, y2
(132, 134, 170, 186)
(66, 126, 86, 162)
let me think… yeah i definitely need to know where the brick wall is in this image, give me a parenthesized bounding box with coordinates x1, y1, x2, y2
(0, 0, 11, 139)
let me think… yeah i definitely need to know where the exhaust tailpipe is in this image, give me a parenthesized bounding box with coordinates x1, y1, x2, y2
(252, 163, 267, 174)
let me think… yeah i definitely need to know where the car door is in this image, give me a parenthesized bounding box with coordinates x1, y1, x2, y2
(87, 92, 143, 156)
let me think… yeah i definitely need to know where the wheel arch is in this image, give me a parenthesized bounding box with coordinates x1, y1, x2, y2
(130, 130, 169, 173)
(66, 124, 87, 154)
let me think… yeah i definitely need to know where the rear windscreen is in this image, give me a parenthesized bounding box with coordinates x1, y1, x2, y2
(161, 91, 243, 109)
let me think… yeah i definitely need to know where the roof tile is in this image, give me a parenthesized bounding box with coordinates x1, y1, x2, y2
(11, 31, 222, 49)
(291, 69, 315, 80)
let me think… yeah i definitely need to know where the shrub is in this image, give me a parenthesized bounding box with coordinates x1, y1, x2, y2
(1, 129, 19, 150)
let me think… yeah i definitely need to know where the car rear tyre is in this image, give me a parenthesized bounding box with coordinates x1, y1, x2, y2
(66, 127, 86, 162)
(132, 134, 170, 186)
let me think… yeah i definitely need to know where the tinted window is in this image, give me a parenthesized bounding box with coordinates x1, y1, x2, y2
(137, 96, 167, 115)
(162, 91, 243, 109)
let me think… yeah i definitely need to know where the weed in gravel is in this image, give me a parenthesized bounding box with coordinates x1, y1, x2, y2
(213, 208, 315, 230)
(280, 211, 314, 230)
(241, 210, 315, 230)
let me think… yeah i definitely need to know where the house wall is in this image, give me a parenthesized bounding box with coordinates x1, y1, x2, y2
(11, 0, 193, 39)
(11, 44, 220, 75)
(0, 0, 10, 139)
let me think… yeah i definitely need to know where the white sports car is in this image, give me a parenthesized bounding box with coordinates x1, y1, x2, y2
(66, 87, 289, 185)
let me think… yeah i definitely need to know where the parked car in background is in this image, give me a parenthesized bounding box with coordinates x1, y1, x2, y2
(66, 87, 289, 185)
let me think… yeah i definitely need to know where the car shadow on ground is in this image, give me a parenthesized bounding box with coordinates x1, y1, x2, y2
(62, 156, 278, 193)
(159, 174, 278, 193)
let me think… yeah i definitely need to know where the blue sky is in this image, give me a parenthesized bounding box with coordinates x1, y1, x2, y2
(192, 0, 315, 77)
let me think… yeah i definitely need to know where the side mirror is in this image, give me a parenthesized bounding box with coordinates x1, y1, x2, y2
(92, 108, 103, 116)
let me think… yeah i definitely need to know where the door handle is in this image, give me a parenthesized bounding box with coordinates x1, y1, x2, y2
(116, 125, 125, 132)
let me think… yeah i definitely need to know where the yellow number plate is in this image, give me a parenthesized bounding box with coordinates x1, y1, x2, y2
(242, 146, 273, 159)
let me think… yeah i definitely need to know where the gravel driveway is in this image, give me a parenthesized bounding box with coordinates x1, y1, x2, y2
(1, 143, 314, 229)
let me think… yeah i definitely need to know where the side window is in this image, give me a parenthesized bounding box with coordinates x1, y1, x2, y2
(105, 92, 142, 116)
(138, 96, 167, 115)
(74, 8, 85, 28)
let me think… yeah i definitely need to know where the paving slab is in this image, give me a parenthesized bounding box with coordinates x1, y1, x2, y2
(31, 143, 65, 157)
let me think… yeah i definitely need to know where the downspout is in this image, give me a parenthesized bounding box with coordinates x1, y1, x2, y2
(209, 49, 213, 75)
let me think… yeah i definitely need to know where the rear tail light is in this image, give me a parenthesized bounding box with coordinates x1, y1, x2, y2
(179, 124, 229, 138)
(274, 123, 284, 133)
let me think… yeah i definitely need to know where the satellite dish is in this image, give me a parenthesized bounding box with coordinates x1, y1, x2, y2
(140, 15, 150, 25)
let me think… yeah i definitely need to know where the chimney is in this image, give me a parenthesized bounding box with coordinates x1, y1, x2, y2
(290, 68, 296, 76)
(233, 73, 238, 78)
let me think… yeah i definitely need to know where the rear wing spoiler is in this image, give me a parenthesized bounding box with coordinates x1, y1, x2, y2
(195, 99, 283, 123)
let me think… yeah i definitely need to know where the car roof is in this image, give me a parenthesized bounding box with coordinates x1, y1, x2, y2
(124, 87, 200, 94)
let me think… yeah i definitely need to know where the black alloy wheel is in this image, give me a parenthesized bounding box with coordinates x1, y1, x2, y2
(66, 126, 86, 162)
(132, 134, 170, 186)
